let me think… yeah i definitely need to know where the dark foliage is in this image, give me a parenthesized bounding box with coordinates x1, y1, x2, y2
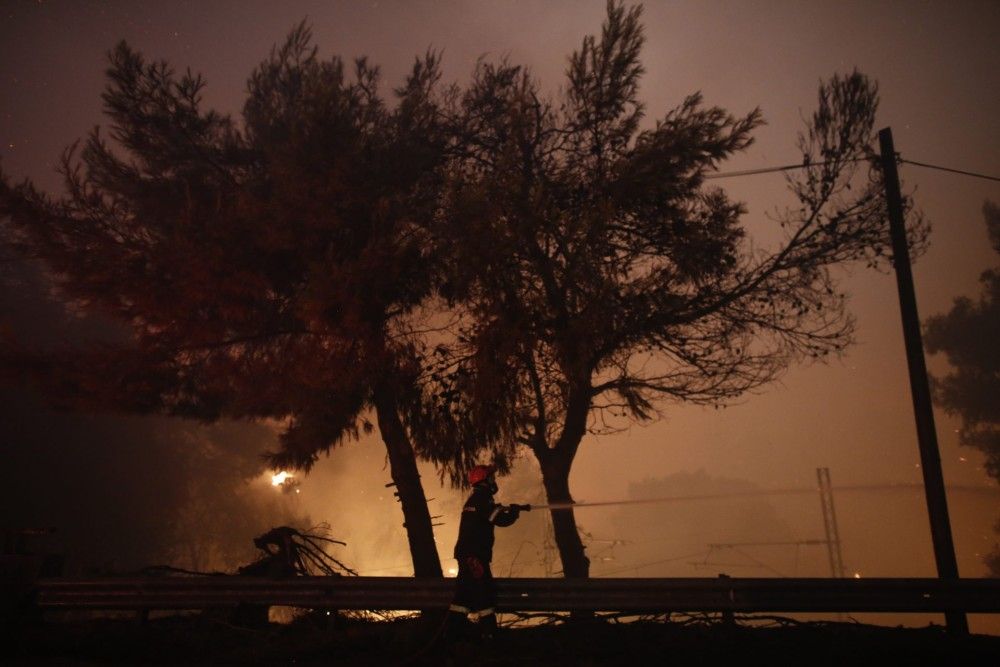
(925, 200, 1000, 575)
(423, 1, 924, 577)
(0, 23, 449, 576)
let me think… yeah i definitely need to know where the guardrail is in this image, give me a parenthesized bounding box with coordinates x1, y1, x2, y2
(31, 576, 1000, 614)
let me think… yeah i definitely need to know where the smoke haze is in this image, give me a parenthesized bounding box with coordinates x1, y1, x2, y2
(1, 0, 998, 634)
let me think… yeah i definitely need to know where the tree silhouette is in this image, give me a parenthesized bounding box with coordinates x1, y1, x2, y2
(430, 2, 918, 578)
(1, 25, 449, 576)
(925, 201, 1000, 576)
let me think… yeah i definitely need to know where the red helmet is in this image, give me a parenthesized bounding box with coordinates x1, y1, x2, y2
(468, 464, 496, 486)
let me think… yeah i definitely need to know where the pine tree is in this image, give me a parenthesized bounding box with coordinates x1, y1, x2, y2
(431, 1, 921, 578)
(1, 25, 449, 577)
(925, 201, 1000, 576)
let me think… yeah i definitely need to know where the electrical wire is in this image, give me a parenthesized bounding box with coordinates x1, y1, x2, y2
(703, 156, 1000, 183)
(704, 162, 805, 179)
(703, 157, 867, 180)
(900, 158, 1000, 183)
(592, 550, 710, 577)
(727, 546, 788, 578)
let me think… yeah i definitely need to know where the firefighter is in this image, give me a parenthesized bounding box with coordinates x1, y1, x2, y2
(447, 464, 524, 640)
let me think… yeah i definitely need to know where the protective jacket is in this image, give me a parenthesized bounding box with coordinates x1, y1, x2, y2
(453, 484, 518, 561)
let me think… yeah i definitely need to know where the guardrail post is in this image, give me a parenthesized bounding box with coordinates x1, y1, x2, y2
(718, 574, 735, 627)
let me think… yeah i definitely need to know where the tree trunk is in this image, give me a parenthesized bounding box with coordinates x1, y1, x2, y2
(535, 379, 592, 578)
(540, 455, 590, 578)
(373, 386, 442, 578)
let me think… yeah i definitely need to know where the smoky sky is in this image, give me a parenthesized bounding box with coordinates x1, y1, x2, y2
(1, 0, 999, 632)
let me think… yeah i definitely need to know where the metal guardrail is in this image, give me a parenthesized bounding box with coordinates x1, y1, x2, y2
(31, 576, 1000, 613)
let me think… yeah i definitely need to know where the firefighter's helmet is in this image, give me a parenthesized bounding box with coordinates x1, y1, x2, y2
(468, 464, 496, 487)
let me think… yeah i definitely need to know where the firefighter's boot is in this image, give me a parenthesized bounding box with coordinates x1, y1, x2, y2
(444, 609, 470, 642)
(478, 611, 498, 641)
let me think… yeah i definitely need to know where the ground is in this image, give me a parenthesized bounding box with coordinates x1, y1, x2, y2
(5, 612, 1000, 665)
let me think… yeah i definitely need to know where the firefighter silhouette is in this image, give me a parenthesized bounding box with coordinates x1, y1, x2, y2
(447, 464, 522, 639)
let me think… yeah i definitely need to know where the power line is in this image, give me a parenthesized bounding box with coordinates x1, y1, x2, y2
(704, 156, 1000, 184)
(704, 160, 839, 180)
(900, 158, 1000, 183)
(592, 550, 710, 577)
(723, 545, 788, 578)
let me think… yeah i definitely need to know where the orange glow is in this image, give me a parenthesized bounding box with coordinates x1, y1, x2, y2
(271, 471, 293, 487)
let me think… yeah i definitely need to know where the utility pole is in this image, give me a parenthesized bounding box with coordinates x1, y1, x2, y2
(878, 127, 968, 634)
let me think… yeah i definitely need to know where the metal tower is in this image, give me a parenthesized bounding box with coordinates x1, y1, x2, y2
(817, 467, 845, 578)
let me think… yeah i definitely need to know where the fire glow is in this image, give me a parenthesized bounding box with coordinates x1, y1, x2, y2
(271, 471, 293, 487)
